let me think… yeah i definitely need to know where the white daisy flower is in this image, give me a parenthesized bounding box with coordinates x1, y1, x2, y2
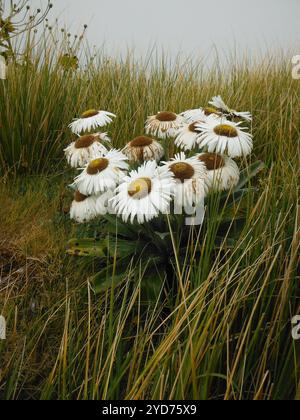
(181, 107, 222, 123)
(196, 117, 253, 158)
(110, 161, 175, 224)
(95, 190, 115, 216)
(174, 122, 203, 151)
(145, 111, 184, 139)
(163, 153, 207, 208)
(96, 132, 112, 143)
(70, 191, 98, 223)
(72, 150, 128, 195)
(64, 133, 110, 168)
(197, 153, 240, 192)
(69, 109, 116, 135)
(123, 136, 165, 163)
(209, 96, 252, 122)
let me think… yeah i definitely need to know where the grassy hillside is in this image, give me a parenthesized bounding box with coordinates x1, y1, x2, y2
(0, 42, 299, 399)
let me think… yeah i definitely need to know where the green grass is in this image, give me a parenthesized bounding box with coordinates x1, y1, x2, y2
(0, 36, 299, 400)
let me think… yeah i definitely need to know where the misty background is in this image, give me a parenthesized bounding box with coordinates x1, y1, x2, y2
(28, 0, 300, 62)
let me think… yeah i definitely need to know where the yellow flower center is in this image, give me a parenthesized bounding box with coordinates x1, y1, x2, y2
(204, 107, 221, 116)
(128, 177, 152, 199)
(81, 109, 99, 119)
(87, 158, 109, 175)
(170, 162, 195, 182)
(198, 153, 225, 170)
(74, 191, 87, 202)
(75, 135, 96, 149)
(213, 124, 238, 138)
(130, 136, 154, 147)
(156, 111, 177, 122)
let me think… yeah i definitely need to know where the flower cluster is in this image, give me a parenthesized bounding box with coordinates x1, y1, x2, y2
(65, 97, 253, 224)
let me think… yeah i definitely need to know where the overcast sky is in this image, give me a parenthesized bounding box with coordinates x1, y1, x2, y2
(29, 0, 300, 60)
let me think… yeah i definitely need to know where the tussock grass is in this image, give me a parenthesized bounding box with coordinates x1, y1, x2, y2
(0, 37, 299, 399)
(1, 37, 300, 174)
(0, 172, 299, 399)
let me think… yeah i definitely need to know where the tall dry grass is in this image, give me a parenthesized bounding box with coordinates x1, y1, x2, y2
(0, 33, 299, 174)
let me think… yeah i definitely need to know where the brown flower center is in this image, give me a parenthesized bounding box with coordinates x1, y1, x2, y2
(188, 122, 201, 133)
(156, 111, 177, 122)
(74, 191, 87, 202)
(198, 153, 225, 171)
(130, 136, 153, 147)
(81, 109, 99, 119)
(128, 177, 152, 199)
(75, 135, 96, 149)
(87, 158, 109, 175)
(170, 162, 195, 182)
(204, 107, 221, 116)
(213, 124, 238, 138)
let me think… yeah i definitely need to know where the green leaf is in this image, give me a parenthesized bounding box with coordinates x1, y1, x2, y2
(140, 258, 167, 303)
(90, 257, 133, 293)
(141, 272, 166, 303)
(93, 272, 128, 294)
(221, 187, 258, 209)
(107, 236, 139, 258)
(103, 214, 136, 238)
(66, 238, 107, 258)
(236, 161, 265, 191)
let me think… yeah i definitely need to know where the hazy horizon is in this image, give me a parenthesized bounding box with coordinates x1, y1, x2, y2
(28, 0, 300, 61)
